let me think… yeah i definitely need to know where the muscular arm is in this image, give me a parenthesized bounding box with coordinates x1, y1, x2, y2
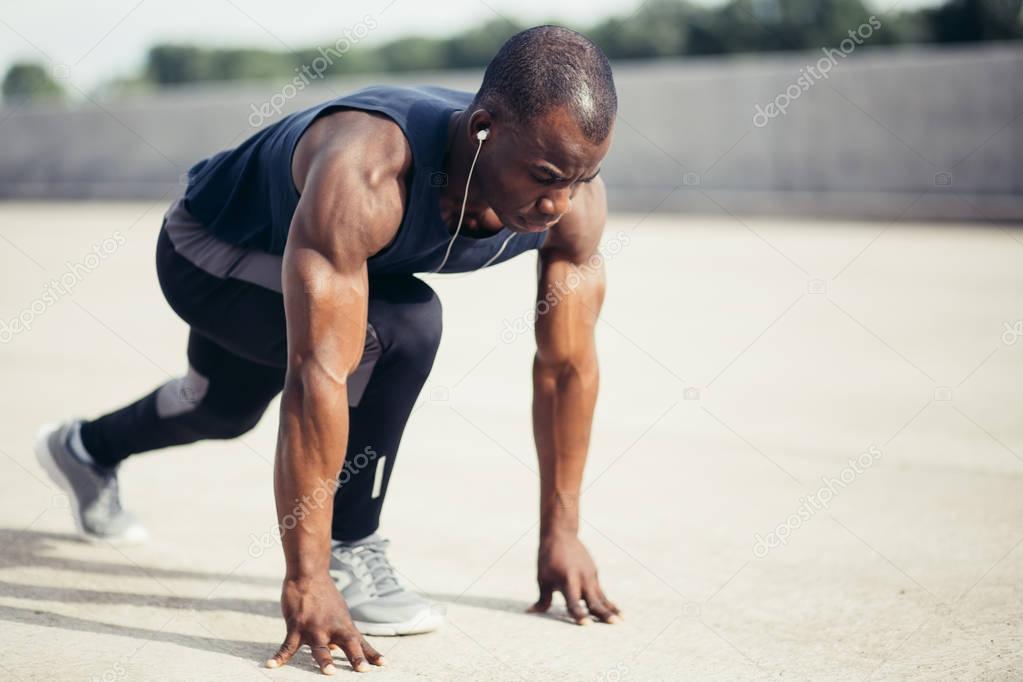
(530, 177, 621, 625)
(269, 112, 408, 674)
(533, 178, 606, 537)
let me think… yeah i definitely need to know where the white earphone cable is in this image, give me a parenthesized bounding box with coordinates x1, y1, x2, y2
(479, 232, 515, 269)
(432, 133, 485, 274)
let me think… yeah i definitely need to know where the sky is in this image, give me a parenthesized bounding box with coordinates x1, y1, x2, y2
(0, 0, 940, 92)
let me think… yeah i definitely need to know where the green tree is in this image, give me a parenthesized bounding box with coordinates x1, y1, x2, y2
(706, 0, 876, 54)
(207, 48, 295, 81)
(146, 45, 301, 84)
(2, 62, 64, 103)
(927, 0, 1023, 42)
(145, 45, 205, 85)
(292, 45, 384, 76)
(442, 18, 522, 68)
(125, 0, 1023, 91)
(591, 0, 695, 59)
(374, 36, 448, 72)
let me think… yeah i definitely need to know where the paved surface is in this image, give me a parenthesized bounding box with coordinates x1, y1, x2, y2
(0, 201, 1021, 681)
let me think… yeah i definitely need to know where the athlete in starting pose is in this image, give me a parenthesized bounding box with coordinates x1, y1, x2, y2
(36, 24, 621, 674)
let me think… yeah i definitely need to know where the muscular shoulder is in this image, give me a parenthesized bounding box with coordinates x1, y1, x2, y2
(290, 109, 412, 260)
(292, 108, 411, 197)
(541, 175, 608, 264)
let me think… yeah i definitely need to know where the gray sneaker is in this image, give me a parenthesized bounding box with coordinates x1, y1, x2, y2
(330, 534, 445, 636)
(35, 421, 148, 544)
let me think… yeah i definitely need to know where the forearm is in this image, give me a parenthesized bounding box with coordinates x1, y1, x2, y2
(532, 348, 599, 537)
(275, 366, 350, 580)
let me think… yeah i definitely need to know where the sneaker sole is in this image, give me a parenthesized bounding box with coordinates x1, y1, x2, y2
(353, 609, 446, 636)
(34, 422, 148, 545)
(353, 609, 446, 638)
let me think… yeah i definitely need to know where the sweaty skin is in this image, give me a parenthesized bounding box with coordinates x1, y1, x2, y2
(268, 102, 617, 675)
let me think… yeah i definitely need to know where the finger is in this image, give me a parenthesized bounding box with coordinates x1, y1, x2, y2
(310, 642, 337, 676)
(360, 637, 388, 667)
(334, 634, 371, 673)
(583, 585, 620, 624)
(527, 584, 554, 613)
(598, 587, 623, 618)
(266, 630, 301, 669)
(563, 581, 590, 625)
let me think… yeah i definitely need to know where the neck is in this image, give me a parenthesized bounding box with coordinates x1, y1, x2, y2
(441, 109, 482, 213)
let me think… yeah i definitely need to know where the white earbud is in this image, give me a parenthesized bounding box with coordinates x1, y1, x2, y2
(433, 124, 509, 274)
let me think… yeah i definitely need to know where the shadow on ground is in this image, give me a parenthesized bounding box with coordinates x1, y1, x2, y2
(0, 527, 279, 586)
(0, 527, 557, 671)
(0, 527, 297, 670)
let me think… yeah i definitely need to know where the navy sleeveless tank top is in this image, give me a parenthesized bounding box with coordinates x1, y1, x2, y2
(183, 85, 547, 275)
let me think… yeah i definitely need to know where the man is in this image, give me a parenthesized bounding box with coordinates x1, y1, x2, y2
(36, 25, 621, 674)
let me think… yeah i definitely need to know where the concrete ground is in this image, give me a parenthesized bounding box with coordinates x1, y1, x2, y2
(0, 201, 1020, 681)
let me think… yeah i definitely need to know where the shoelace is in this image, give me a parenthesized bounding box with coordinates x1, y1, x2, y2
(335, 540, 402, 598)
(92, 468, 123, 514)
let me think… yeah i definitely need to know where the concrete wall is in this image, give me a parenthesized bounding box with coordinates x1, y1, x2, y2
(0, 43, 1020, 220)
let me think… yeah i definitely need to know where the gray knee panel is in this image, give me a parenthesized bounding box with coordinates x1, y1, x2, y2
(155, 324, 380, 424)
(155, 366, 210, 418)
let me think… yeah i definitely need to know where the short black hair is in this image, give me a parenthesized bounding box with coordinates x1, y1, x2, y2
(472, 25, 617, 143)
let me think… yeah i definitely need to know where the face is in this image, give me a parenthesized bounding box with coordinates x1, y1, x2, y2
(473, 105, 613, 233)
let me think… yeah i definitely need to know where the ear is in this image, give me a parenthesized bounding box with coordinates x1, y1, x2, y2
(468, 108, 493, 143)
